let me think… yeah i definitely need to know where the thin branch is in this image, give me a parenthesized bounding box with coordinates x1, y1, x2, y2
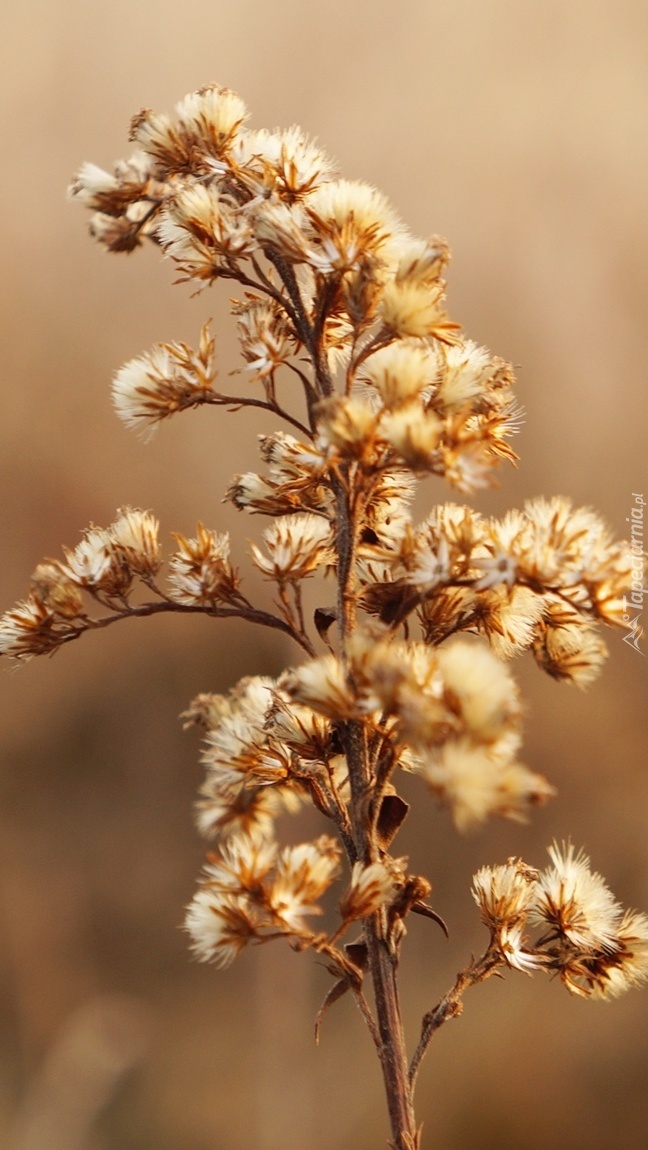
(311, 933, 382, 1054)
(323, 762, 354, 856)
(292, 582, 307, 639)
(249, 255, 292, 308)
(55, 598, 316, 656)
(298, 773, 355, 863)
(349, 328, 395, 376)
(252, 250, 331, 423)
(345, 328, 362, 396)
(267, 251, 315, 355)
(283, 359, 319, 424)
(205, 391, 311, 437)
(351, 984, 382, 1053)
(276, 584, 298, 631)
(267, 252, 335, 406)
(408, 946, 503, 1093)
(311, 273, 342, 349)
(367, 735, 401, 840)
(236, 262, 304, 338)
(364, 920, 418, 1149)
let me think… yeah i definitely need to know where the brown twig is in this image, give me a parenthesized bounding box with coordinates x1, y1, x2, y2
(59, 598, 316, 656)
(409, 946, 503, 1093)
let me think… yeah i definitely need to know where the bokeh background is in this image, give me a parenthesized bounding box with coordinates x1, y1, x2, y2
(1, 2, 647, 1147)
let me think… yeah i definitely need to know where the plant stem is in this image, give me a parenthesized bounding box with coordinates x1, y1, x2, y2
(299, 266, 419, 1145)
(365, 923, 419, 1149)
(333, 466, 418, 1150)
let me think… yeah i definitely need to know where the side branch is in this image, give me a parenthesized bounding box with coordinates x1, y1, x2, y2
(409, 947, 502, 1092)
(205, 392, 312, 438)
(59, 599, 316, 656)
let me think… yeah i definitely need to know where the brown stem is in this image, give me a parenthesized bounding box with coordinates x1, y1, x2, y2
(226, 264, 302, 334)
(292, 582, 307, 639)
(365, 922, 419, 1149)
(333, 474, 358, 642)
(267, 253, 317, 357)
(333, 459, 418, 1149)
(270, 251, 335, 407)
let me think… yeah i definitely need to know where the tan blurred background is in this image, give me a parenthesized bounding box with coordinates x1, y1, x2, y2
(1, 2, 647, 1147)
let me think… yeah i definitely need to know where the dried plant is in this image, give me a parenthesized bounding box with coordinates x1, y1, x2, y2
(2, 84, 646, 1149)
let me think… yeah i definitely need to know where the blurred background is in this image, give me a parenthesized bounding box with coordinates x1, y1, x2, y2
(1, 2, 647, 1147)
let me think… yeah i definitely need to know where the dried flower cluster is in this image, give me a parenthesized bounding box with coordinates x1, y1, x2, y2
(472, 845, 648, 997)
(3, 84, 644, 1150)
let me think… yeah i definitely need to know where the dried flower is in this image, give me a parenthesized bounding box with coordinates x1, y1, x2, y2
(422, 739, 553, 832)
(360, 341, 436, 408)
(250, 514, 334, 582)
(472, 858, 539, 930)
(380, 280, 459, 341)
(113, 324, 216, 438)
(316, 395, 380, 461)
(380, 404, 442, 469)
(130, 85, 248, 175)
(268, 836, 341, 928)
(235, 296, 294, 382)
(304, 179, 404, 272)
(280, 654, 355, 719)
(63, 525, 131, 598)
(109, 508, 161, 578)
(226, 433, 329, 516)
(168, 525, 240, 605)
(340, 861, 396, 922)
(533, 842, 623, 954)
(435, 641, 521, 744)
(436, 341, 502, 413)
(0, 597, 66, 660)
(158, 184, 257, 280)
(30, 561, 84, 619)
(472, 858, 543, 972)
(185, 832, 340, 964)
